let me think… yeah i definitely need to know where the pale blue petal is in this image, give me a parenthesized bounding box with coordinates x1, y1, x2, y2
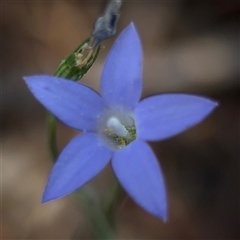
(112, 140, 167, 221)
(135, 94, 218, 141)
(42, 133, 112, 203)
(24, 75, 105, 131)
(100, 23, 142, 110)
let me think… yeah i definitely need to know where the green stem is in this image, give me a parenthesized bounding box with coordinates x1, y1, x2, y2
(75, 189, 116, 239)
(47, 113, 58, 160)
(103, 178, 124, 228)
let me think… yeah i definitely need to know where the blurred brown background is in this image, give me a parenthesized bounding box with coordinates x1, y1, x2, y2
(2, 0, 240, 239)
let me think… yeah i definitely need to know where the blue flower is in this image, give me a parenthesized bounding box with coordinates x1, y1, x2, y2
(24, 23, 217, 221)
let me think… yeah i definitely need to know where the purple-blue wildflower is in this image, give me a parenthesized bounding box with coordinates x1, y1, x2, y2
(24, 23, 217, 221)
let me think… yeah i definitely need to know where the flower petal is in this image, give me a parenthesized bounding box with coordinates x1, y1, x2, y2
(100, 23, 142, 110)
(135, 94, 218, 141)
(24, 75, 105, 131)
(42, 133, 112, 203)
(112, 140, 167, 221)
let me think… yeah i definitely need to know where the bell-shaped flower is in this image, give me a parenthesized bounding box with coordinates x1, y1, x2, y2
(24, 23, 217, 221)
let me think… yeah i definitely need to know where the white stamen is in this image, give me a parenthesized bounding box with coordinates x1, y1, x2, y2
(106, 116, 128, 137)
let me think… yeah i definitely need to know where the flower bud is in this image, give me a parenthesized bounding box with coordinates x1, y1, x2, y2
(54, 38, 101, 81)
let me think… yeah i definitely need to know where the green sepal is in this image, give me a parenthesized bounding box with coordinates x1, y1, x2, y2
(54, 38, 101, 81)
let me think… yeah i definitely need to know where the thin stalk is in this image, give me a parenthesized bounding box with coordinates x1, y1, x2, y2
(47, 113, 58, 160)
(103, 178, 124, 228)
(75, 190, 116, 239)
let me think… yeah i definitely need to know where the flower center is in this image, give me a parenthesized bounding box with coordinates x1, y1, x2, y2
(106, 117, 128, 137)
(98, 109, 137, 149)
